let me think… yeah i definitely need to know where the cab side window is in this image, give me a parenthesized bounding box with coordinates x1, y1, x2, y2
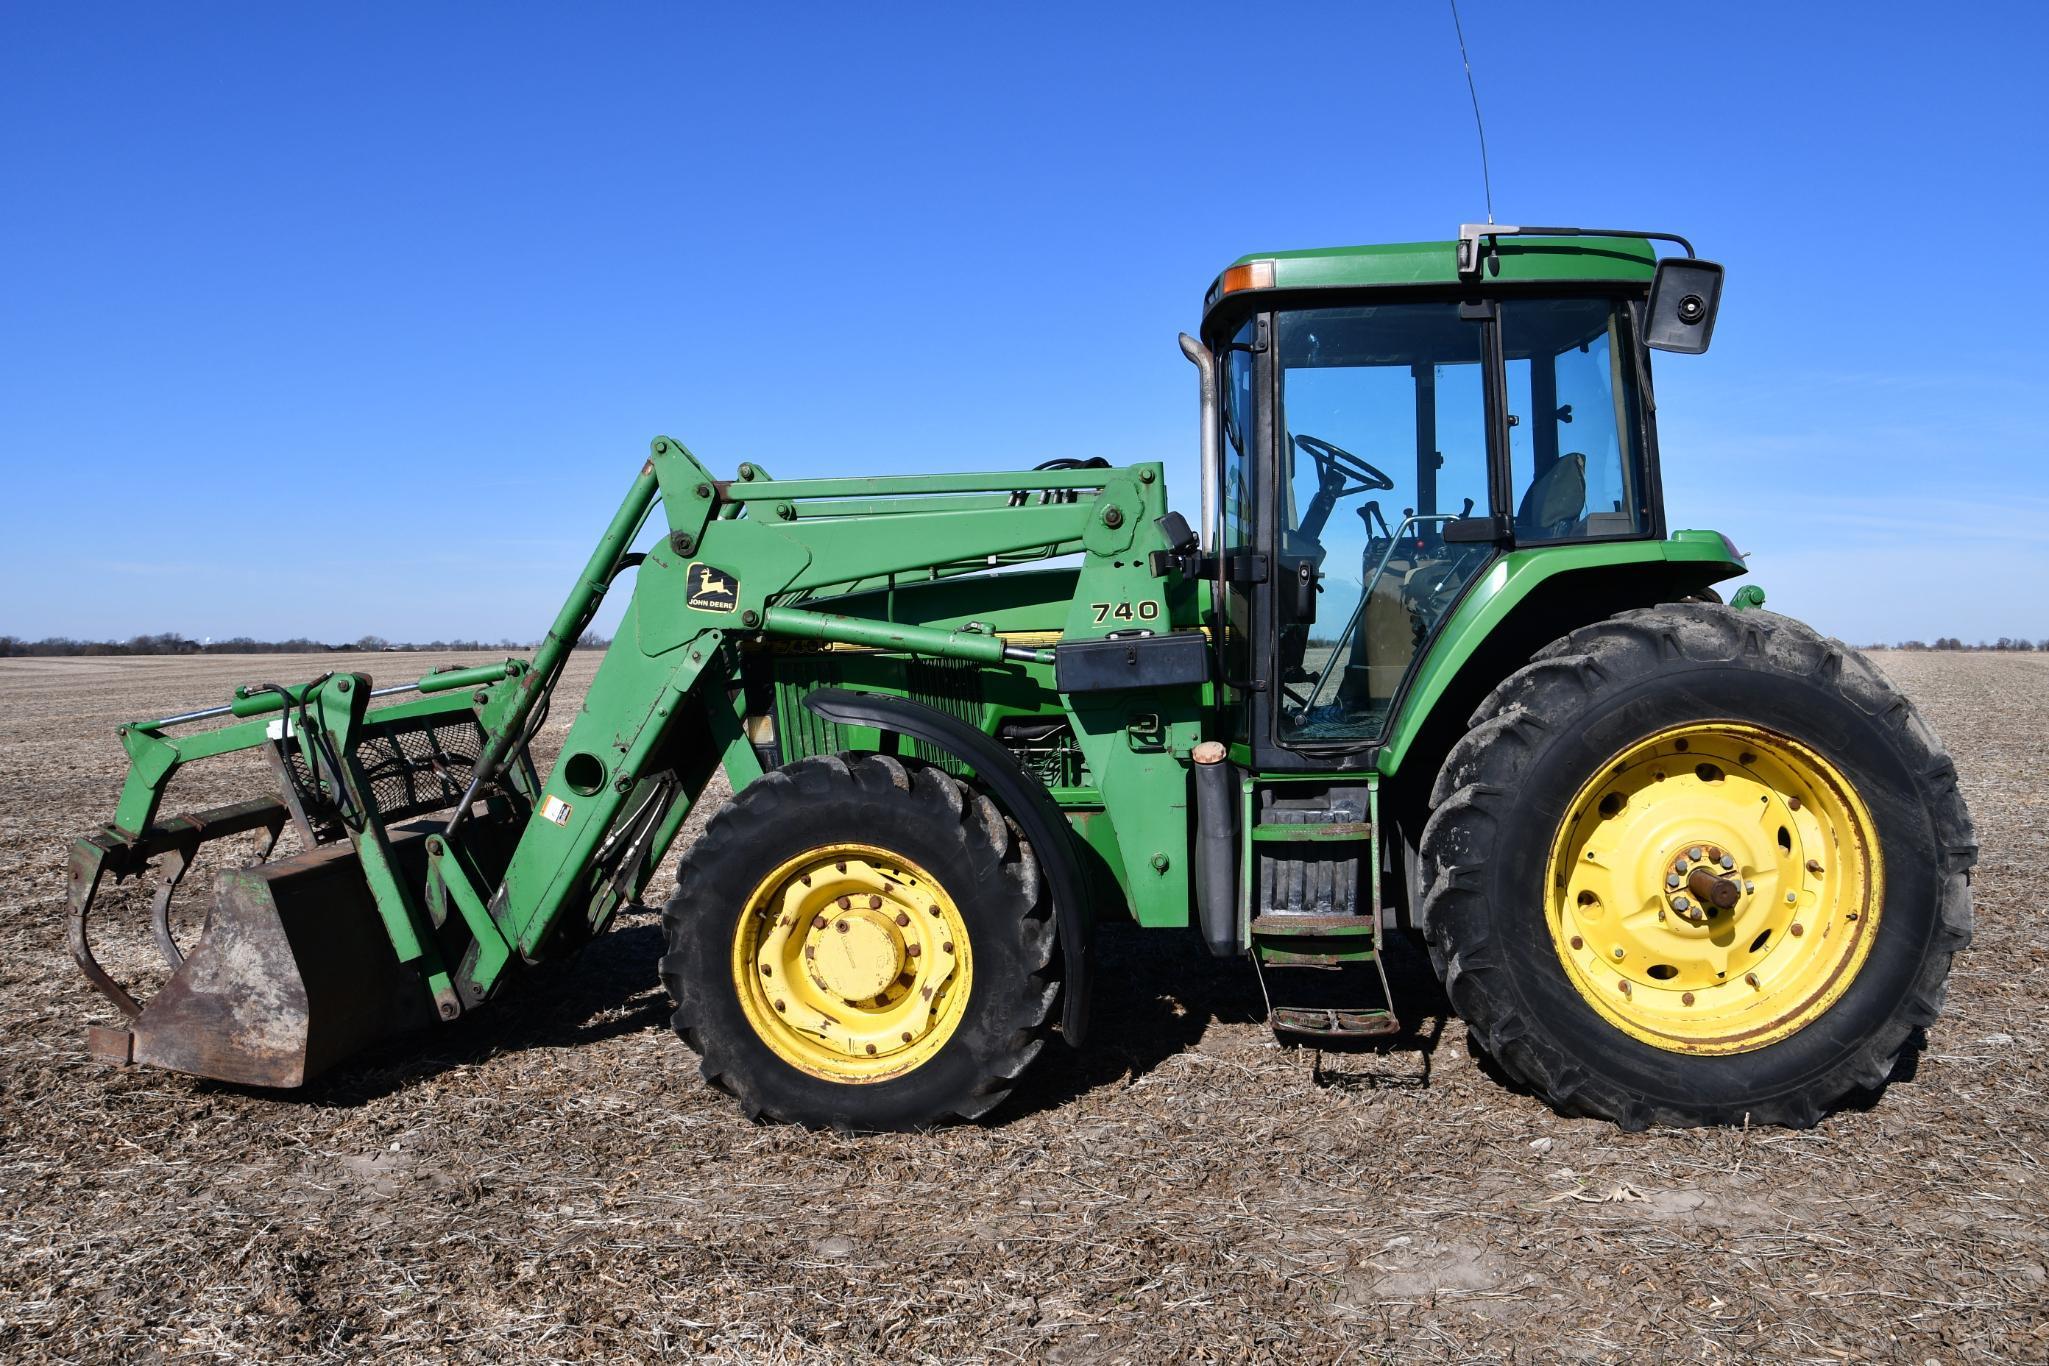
(1502, 299, 1650, 543)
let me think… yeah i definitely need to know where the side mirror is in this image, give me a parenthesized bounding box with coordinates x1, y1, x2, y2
(1644, 258, 1725, 353)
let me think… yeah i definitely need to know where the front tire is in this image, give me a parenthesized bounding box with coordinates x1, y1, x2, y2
(1419, 604, 1974, 1129)
(661, 754, 1056, 1130)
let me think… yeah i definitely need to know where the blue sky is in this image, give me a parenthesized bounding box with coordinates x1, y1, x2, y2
(3, 2, 2044, 646)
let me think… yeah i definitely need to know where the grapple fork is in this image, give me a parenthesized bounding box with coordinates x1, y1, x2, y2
(69, 798, 289, 1022)
(68, 662, 540, 1087)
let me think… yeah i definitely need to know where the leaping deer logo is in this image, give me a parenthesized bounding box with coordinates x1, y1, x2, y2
(689, 565, 738, 610)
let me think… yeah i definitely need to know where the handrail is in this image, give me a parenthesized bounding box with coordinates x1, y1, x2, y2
(1301, 514, 1458, 715)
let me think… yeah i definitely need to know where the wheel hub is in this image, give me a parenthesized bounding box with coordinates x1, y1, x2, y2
(1662, 843, 1744, 923)
(1546, 722, 1881, 1054)
(807, 908, 905, 1002)
(730, 844, 972, 1082)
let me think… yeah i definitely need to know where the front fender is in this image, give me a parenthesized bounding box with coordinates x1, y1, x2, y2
(799, 688, 1094, 1046)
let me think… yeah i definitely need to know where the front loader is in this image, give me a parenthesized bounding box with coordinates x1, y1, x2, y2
(69, 226, 1975, 1130)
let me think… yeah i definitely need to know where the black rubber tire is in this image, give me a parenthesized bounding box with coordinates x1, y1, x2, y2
(1419, 604, 1975, 1130)
(661, 753, 1056, 1130)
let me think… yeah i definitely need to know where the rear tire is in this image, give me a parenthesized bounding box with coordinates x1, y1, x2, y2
(661, 754, 1056, 1130)
(1419, 604, 1974, 1129)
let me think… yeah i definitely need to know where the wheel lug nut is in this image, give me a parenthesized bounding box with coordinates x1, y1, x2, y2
(907, 943, 922, 957)
(1789, 923, 1804, 937)
(1719, 854, 1735, 870)
(812, 914, 827, 929)
(1670, 895, 1691, 912)
(1787, 797, 1802, 812)
(1666, 873, 1683, 889)
(865, 1044, 877, 1055)
(1744, 881, 1756, 894)
(1688, 846, 1703, 861)
(1706, 846, 1723, 863)
(1674, 858, 1688, 876)
(869, 895, 882, 909)
(896, 912, 910, 927)
(1681, 992, 1695, 1005)
(1570, 936, 1584, 950)
(901, 1032, 913, 1043)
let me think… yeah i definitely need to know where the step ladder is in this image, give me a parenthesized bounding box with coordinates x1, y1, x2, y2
(1242, 783, 1399, 1042)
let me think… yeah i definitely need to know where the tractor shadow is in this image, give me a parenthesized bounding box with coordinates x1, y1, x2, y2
(267, 914, 1461, 1116)
(280, 915, 678, 1108)
(992, 923, 1457, 1120)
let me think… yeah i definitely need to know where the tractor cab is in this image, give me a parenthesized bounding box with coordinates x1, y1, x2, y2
(1188, 227, 1722, 768)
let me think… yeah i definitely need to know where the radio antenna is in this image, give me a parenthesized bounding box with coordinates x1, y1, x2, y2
(1448, 0, 1495, 224)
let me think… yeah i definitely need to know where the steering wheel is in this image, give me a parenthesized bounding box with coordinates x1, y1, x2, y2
(1293, 434, 1394, 493)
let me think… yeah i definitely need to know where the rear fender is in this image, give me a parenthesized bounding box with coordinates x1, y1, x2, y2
(1380, 534, 1747, 780)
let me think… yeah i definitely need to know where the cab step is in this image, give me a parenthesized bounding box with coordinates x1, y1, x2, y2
(1241, 780, 1398, 1043)
(1270, 1006, 1400, 1040)
(1251, 913, 1378, 966)
(1251, 913, 1376, 935)
(1252, 917, 1402, 1040)
(1249, 820, 1373, 843)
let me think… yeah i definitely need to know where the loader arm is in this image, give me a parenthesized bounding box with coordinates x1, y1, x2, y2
(72, 435, 1200, 1086)
(477, 438, 1184, 997)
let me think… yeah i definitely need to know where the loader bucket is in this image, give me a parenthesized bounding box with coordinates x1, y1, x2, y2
(107, 839, 438, 1088)
(71, 802, 506, 1088)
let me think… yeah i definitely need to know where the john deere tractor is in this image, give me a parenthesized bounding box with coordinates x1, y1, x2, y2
(69, 225, 1974, 1130)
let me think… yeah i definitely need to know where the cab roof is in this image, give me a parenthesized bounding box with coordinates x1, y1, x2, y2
(1203, 234, 1659, 320)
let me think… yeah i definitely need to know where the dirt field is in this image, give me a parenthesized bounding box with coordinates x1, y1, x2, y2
(1, 649, 2043, 1362)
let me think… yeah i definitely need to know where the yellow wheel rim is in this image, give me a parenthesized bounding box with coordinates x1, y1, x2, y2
(1544, 722, 1882, 1054)
(731, 842, 973, 1082)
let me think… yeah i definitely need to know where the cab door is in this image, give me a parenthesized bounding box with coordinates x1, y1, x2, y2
(1214, 314, 1265, 751)
(1261, 300, 1498, 760)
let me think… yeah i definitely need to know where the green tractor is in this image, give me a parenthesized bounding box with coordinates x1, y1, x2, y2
(69, 225, 1974, 1130)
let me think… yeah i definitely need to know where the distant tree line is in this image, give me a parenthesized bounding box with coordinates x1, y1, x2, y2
(1872, 638, 2049, 652)
(0, 630, 612, 657)
(8, 629, 2040, 659)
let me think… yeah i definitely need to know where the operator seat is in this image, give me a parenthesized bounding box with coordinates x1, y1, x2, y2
(1516, 452, 1587, 540)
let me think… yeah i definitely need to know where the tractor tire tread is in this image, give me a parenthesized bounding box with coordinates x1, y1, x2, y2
(661, 753, 1056, 1130)
(1419, 602, 1974, 1129)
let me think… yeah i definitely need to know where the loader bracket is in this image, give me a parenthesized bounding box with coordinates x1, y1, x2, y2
(800, 688, 1094, 1046)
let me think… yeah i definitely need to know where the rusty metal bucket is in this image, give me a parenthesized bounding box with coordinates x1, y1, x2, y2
(71, 807, 438, 1088)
